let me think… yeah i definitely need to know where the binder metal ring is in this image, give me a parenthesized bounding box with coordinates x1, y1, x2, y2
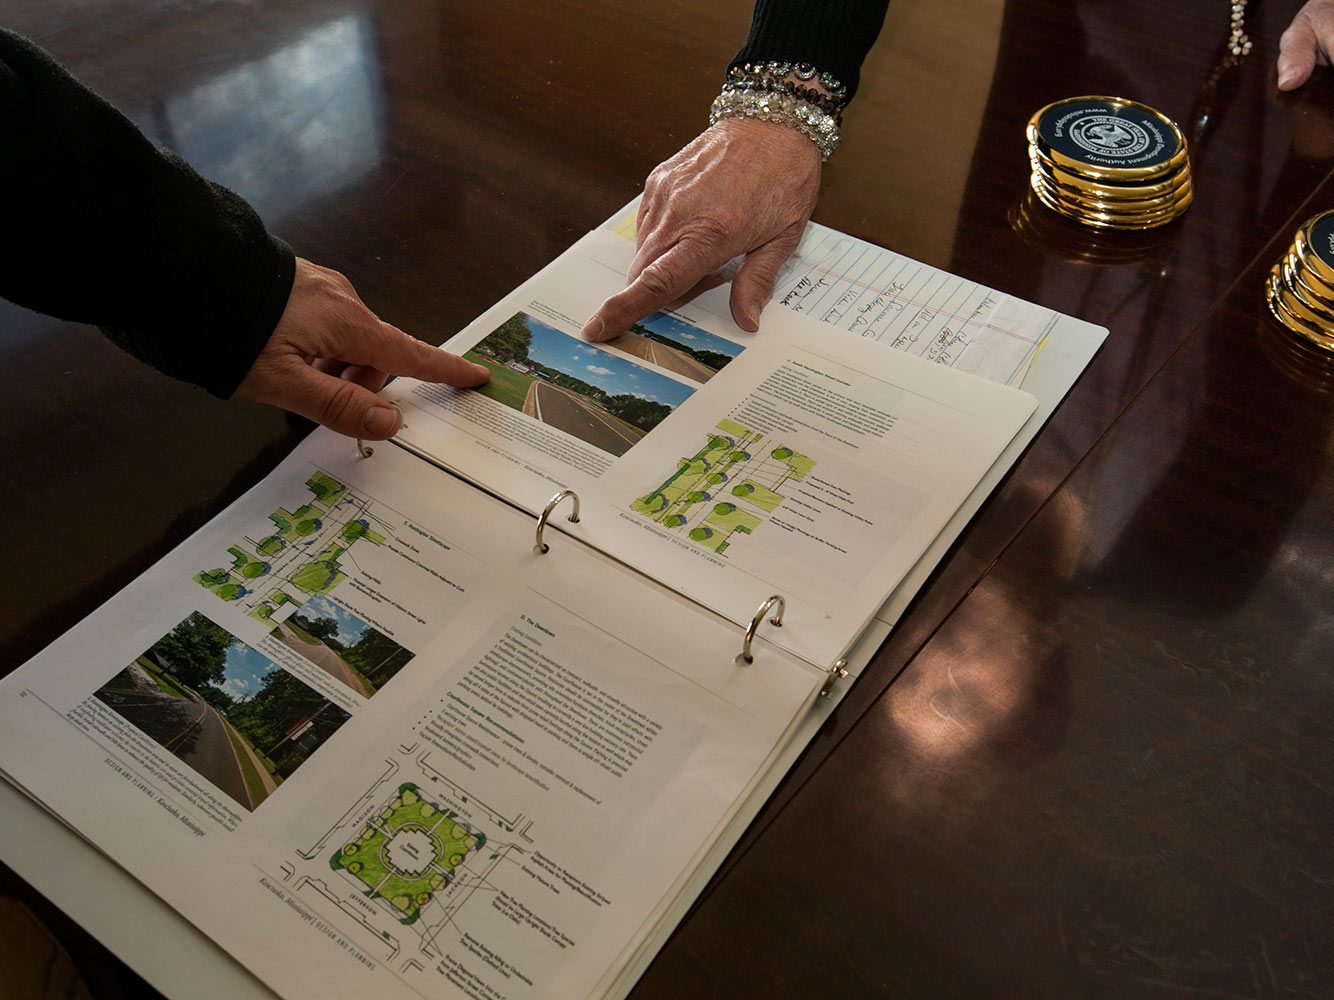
(735, 594, 785, 665)
(820, 658, 849, 699)
(534, 489, 581, 554)
(356, 403, 404, 459)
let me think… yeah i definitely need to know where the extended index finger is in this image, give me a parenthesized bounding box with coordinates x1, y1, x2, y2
(583, 238, 733, 342)
(350, 324, 490, 387)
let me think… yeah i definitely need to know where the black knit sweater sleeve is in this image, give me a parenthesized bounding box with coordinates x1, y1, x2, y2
(731, 0, 890, 102)
(0, 28, 295, 398)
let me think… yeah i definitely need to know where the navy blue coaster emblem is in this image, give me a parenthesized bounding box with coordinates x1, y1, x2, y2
(1036, 99, 1181, 171)
(1308, 211, 1334, 270)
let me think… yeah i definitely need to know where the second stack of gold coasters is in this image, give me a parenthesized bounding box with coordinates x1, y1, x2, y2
(1026, 96, 1192, 230)
(1267, 210, 1334, 351)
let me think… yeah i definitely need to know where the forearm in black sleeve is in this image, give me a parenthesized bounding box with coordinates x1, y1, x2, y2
(0, 28, 295, 397)
(732, 0, 891, 101)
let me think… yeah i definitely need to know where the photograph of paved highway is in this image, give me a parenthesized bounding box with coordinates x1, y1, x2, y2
(600, 310, 745, 385)
(467, 312, 696, 457)
(270, 593, 414, 698)
(94, 612, 351, 811)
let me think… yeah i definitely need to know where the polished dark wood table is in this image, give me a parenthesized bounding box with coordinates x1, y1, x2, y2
(2, 1, 1331, 997)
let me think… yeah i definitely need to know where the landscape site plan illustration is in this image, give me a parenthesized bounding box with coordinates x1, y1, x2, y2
(632, 418, 815, 554)
(329, 780, 486, 927)
(194, 471, 382, 622)
(193, 471, 417, 698)
(284, 745, 554, 986)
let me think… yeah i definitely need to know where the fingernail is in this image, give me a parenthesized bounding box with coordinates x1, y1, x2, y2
(1277, 66, 1299, 90)
(744, 307, 760, 331)
(363, 405, 399, 437)
(470, 361, 490, 381)
(581, 315, 604, 340)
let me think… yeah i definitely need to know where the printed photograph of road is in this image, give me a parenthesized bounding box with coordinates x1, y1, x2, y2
(467, 312, 695, 457)
(270, 593, 414, 698)
(94, 612, 351, 811)
(600, 310, 745, 385)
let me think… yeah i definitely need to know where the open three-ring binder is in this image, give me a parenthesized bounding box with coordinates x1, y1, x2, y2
(0, 214, 1105, 1000)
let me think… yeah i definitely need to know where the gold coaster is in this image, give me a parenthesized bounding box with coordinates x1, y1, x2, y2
(1266, 247, 1334, 352)
(1029, 167, 1193, 215)
(1029, 152, 1192, 202)
(1029, 173, 1190, 230)
(1026, 96, 1191, 229)
(1282, 253, 1334, 313)
(1270, 264, 1334, 329)
(1027, 96, 1188, 182)
(1292, 217, 1334, 287)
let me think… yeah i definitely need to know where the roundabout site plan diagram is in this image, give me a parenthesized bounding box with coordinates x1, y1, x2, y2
(331, 783, 485, 925)
(287, 752, 540, 981)
(631, 418, 815, 554)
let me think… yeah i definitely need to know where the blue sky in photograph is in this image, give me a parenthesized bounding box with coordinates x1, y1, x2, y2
(520, 316, 695, 408)
(638, 311, 745, 360)
(303, 593, 369, 647)
(219, 641, 282, 702)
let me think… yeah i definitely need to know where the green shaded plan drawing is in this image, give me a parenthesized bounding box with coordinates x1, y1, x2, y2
(194, 472, 389, 620)
(632, 418, 815, 554)
(330, 783, 484, 925)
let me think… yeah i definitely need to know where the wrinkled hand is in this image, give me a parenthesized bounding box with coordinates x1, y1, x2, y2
(1278, 0, 1334, 90)
(583, 117, 821, 342)
(236, 258, 488, 439)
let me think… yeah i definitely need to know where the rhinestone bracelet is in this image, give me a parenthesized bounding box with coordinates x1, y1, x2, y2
(709, 88, 841, 161)
(727, 61, 849, 111)
(722, 76, 844, 116)
(709, 87, 841, 161)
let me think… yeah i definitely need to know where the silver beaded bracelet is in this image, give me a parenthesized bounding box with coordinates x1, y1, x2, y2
(726, 61, 849, 113)
(709, 87, 841, 161)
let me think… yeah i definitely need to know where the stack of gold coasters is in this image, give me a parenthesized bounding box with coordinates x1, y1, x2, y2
(1267, 210, 1334, 351)
(1026, 96, 1192, 230)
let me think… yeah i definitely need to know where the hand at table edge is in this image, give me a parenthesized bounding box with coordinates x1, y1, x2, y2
(1278, 0, 1334, 90)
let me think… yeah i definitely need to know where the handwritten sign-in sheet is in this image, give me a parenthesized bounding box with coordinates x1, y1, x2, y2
(773, 225, 1054, 387)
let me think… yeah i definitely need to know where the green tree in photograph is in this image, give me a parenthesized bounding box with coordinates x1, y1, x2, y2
(197, 685, 236, 712)
(230, 672, 319, 748)
(228, 673, 350, 779)
(605, 394, 672, 431)
(343, 627, 412, 682)
(151, 612, 232, 689)
(486, 314, 533, 364)
(551, 372, 602, 399)
(290, 613, 345, 651)
(302, 616, 341, 645)
(693, 348, 733, 371)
